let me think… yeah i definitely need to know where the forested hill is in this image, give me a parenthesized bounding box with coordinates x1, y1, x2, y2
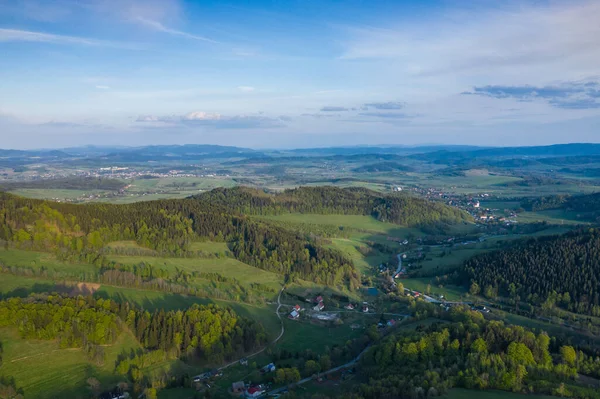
(521, 192, 600, 218)
(0, 295, 266, 364)
(460, 229, 600, 316)
(0, 192, 359, 288)
(358, 308, 600, 399)
(195, 186, 471, 226)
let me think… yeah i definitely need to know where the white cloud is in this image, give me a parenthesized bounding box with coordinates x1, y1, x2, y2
(182, 111, 222, 121)
(339, 1, 600, 85)
(135, 17, 218, 43)
(0, 28, 138, 49)
(237, 86, 255, 92)
(136, 111, 288, 129)
(95, 85, 110, 90)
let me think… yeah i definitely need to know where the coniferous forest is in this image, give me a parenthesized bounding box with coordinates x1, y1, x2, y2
(0, 191, 361, 288)
(1, 185, 600, 399)
(461, 229, 600, 315)
(196, 186, 471, 226)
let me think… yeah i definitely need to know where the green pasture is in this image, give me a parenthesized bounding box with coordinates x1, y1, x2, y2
(256, 213, 417, 236)
(0, 274, 59, 298)
(0, 327, 140, 399)
(107, 255, 282, 291)
(402, 278, 466, 302)
(517, 209, 591, 225)
(0, 248, 94, 275)
(188, 241, 229, 253)
(326, 238, 391, 275)
(276, 318, 364, 354)
(9, 188, 107, 200)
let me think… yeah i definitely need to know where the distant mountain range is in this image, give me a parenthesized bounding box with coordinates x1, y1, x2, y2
(1, 143, 600, 167)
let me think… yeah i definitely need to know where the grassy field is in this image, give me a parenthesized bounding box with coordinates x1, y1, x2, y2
(326, 237, 390, 275)
(256, 213, 421, 237)
(188, 241, 229, 253)
(417, 246, 489, 272)
(107, 255, 282, 291)
(0, 274, 60, 298)
(518, 209, 591, 225)
(0, 327, 140, 399)
(276, 318, 363, 354)
(104, 240, 152, 250)
(9, 188, 107, 200)
(287, 277, 362, 302)
(256, 213, 423, 276)
(402, 278, 466, 302)
(0, 248, 94, 275)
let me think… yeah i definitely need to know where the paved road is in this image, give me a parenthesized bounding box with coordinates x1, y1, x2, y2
(217, 287, 285, 371)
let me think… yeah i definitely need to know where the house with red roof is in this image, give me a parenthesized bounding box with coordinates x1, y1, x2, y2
(245, 385, 266, 398)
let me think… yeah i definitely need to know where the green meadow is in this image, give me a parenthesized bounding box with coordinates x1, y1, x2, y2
(0, 328, 141, 399)
(106, 254, 282, 291)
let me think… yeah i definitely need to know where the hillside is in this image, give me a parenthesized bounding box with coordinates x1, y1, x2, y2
(461, 229, 600, 315)
(521, 192, 600, 221)
(0, 177, 126, 191)
(352, 162, 414, 173)
(195, 186, 471, 227)
(0, 191, 359, 288)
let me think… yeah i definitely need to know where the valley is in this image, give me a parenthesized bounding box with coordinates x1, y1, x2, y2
(1, 144, 600, 399)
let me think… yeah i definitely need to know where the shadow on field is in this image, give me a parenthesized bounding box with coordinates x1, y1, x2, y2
(0, 282, 59, 299)
(94, 290, 203, 311)
(0, 282, 100, 300)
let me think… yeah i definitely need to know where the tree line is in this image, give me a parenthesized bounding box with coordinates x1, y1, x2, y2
(460, 229, 600, 316)
(196, 186, 471, 226)
(522, 192, 600, 221)
(0, 294, 266, 365)
(355, 308, 600, 399)
(0, 192, 360, 288)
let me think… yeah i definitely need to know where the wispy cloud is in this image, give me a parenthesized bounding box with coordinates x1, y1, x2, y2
(136, 111, 287, 129)
(339, 2, 600, 82)
(237, 86, 255, 92)
(320, 106, 349, 112)
(464, 81, 600, 109)
(301, 113, 339, 118)
(359, 112, 410, 119)
(0, 28, 138, 49)
(136, 17, 218, 43)
(95, 85, 110, 90)
(364, 101, 404, 110)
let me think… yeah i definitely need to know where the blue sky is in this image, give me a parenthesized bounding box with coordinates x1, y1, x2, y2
(0, 0, 599, 149)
